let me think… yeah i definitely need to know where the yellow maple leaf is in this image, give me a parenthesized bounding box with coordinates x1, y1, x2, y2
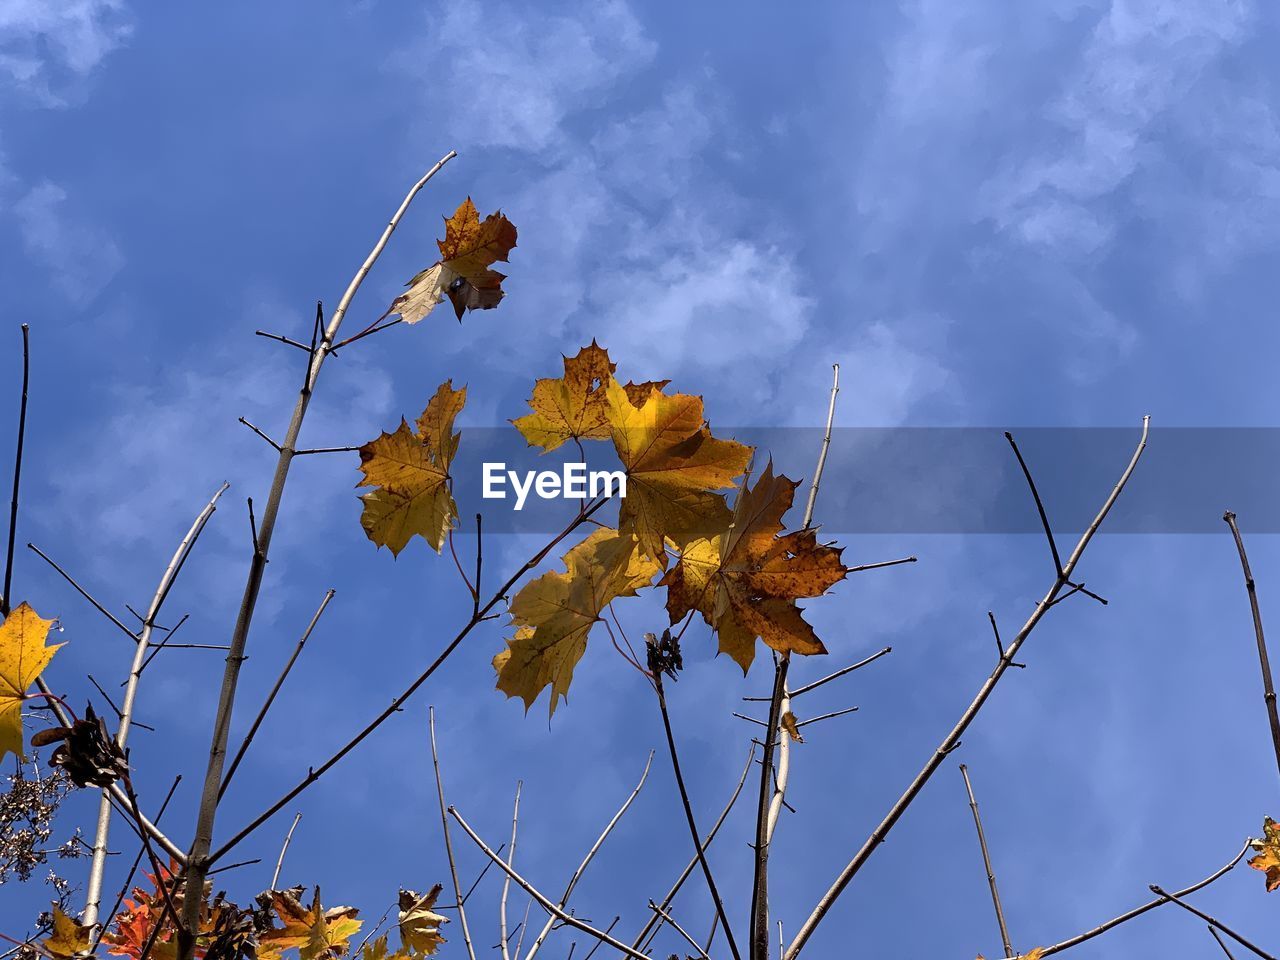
(0, 602, 61, 762)
(1250, 816, 1280, 891)
(494, 527, 660, 715)
(662, 462, 846, 672)
(605, 378, 751, 562)
(42, 907, 92, 959)
(398, 885, 448, 956)
(358, 382, 465, 555)
(260, 888, 362, 960)
(513, 342, 617, 452)
(384, 198, 517, 323)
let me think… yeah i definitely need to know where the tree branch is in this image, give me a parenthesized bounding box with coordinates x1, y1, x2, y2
(1223, 511, 1280, 781)
(178, 151, 458, 956)
(1, 324, 29, 615)
(1149, 886, 1274, 960)
(959, 764, 1013, 958)
(448, 806, 653, 960)
(784, 417, 1150, 960)
(429, 707, 477, 960)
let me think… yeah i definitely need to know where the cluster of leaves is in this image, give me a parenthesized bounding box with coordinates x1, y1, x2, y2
(356, 340, 851, 715)
(0, 763, 84, 895)
(37, 866, 448, 960)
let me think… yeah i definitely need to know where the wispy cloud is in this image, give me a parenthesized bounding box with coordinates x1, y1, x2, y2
(0, 0, 132, 104)
(397, 0, 655, 152)
(14, 181, 124, 306)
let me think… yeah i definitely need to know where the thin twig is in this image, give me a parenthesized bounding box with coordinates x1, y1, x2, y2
(793, 706, 858, 729)
(785, 417, 1150, 960)
(1211, 926, 1240, 960)
(26, 543, 138, 642)
(293, 445, 362, 456)
(501, 781, 522, 960)
(430, 707, 477, 960)
(448, 807, 653, 960)
(270, 812, 302, 889)
(524, 753, 654, 960)
(1223, 511, 1280, 781)
(238, 417, 283, 452)
(652, 664, 742, 960)
(255, 330, 311, 352)
(635, 745, 755, 952)
(746, 646, 891, 701)
(646, 902, 709, 960)
(135, 613, 193, 677)
(1005, 431, 1062, 576)
(580, 919, 618, 960)
(218, 589, 335, 800)
(801, 363, 839, 531)
(959, 764, 1013, 958)
(1, 324, 29, 615)
(1149, 886, 1275, 960)
(1038, 838, 1250, 955)
(180, 152, 458, 956)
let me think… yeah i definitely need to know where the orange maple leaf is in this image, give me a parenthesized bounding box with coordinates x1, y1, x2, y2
(662, 462, 847, 671)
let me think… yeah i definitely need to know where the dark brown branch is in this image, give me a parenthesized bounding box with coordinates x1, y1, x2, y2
(255, 330, 312, 352)
(293, 445, 361, 456)
(1149, 886, 1275, 960)
(634, 745, 755, 953)
(794, 705, 858, 729)
(2, 324, 29, 615)
(959, 764, 1013, 958)
(238, 417, 282, 452)
(1005, 431, 1062, 576)
(27, 543, 138, 642)
(1211, 926, 1240, 960)
(652, 660, 742, 960)
(1223, 511, 1280, 781)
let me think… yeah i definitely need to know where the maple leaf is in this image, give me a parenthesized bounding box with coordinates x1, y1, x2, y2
(662, 462, 847, 672)
(977, 952, 1042, 960)
(513, 342, 672, 453)
(398, 886, 448, 956)
(605, 379, 752, 562)
(494, 527, 660, 716)
(260, 888, 362, 960)
(384, 198, 517, 323)
(42, 907, 92, 959)
(779, 711, 804, 743)
(1249, 816, 1280, 891)
(513, 342, 617, 452)
(358, 382, 466, 555)
(359, 936, 413, 960)
(0, 602, 61, 762)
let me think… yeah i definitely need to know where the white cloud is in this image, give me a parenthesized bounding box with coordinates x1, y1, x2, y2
(399, 0, 655, 152)
(983, 0, 1252, 253)
(0, 0, 132, 103)
(14, 180, 124, 305)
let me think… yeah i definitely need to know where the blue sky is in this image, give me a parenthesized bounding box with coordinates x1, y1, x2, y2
(2, 0, 1280, 956)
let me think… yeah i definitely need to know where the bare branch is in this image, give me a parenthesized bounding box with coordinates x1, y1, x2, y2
(430, 708, 478, 960)
(646, 901, 709, 960)
(1, 324, 29, 616)
(651, 651, 743, 960)
(1223, 511, 1280, 781)
(85, 482, 227, 928)
(635, 745, 755, 952)
(1211, 925, 1240, 960)
(524, 753, 654, 960)
(219, 589, 336, 801)
(785, 417, 1151, 960)
(238, 417, 283, 452)
(794, 706, 858, 730)
(255, 330, 312, 352)
(180, 152, 458, 955)
(1149, 886, 1275, 960)
(1039, 838, 1250, 955)
(959, 764, 1013, 958)
(448, 806, 653, 960)
(27, 542, 139, 642)
(270, 812, 302, 890)
(1004, 431, 1063, 576)
(801, 362, 839, 530)
(501, 781, 522, 960)
(752, 646, 891, 702)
